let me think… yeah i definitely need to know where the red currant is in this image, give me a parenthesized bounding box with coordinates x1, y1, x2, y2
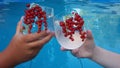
(23, 3, 48, 34)
(59, 12, 86, 41)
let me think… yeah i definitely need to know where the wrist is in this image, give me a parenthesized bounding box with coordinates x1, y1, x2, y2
(89, 46, 100, 60)
(89, 46, 99, 59)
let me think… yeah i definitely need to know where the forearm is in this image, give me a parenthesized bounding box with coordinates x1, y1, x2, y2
(90, 46, 120, 68)
(0, 51, 15, 68)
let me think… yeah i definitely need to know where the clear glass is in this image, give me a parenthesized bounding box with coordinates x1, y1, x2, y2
(22, 3, 54, 34)
(54, 9, 86, 49)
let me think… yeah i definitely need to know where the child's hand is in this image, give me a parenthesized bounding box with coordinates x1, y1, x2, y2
(61, 30, 96, 58)
(0, 17, 54, 68)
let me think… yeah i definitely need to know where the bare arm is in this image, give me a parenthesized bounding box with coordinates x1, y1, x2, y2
(61, 30, 120, 68)
(91, 46, 120, 68)
(0, 17, 54, 68)
(0, 52, 14, 68)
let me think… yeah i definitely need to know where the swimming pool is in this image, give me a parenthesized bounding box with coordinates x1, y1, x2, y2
(0, 1, 120, 68)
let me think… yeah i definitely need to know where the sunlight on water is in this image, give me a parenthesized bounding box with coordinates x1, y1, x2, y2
(0, 1, 120, 68)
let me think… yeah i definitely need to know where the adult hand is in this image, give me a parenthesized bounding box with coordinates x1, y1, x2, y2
(61, 30, 96, 58)
(0, 17, 54, 68)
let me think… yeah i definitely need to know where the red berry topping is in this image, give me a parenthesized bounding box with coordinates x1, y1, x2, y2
(23, 3, 48, 34)
(59, 12, 86, 41)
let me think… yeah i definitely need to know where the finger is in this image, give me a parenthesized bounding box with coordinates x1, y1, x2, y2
(71, 49, 79, 57)
(51, 32, 55, 37)
(86, 30, 93, 40)
(29, 32, 53, 48)
(31, 48, 41, 58)
(24, 30, 50, 42)
(16, 16, 23, 34)
(52, 32, 55, 36)
(60, 47, 71, 51)
(61, 47, 66, 51)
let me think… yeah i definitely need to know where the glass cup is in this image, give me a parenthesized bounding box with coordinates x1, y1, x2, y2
(22, 3, 54, 34)
(54, 9, 86, 49)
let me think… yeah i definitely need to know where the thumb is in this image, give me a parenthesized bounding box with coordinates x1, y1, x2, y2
(16, 16, 23, 34)
(86, 30, 93, 40)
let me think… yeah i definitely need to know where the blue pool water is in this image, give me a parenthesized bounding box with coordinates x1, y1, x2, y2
(0, 1, 120, 68)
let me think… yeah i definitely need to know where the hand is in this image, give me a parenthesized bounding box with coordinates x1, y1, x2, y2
(61, 30, 96, 58)
(0, 17, 54, 68)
